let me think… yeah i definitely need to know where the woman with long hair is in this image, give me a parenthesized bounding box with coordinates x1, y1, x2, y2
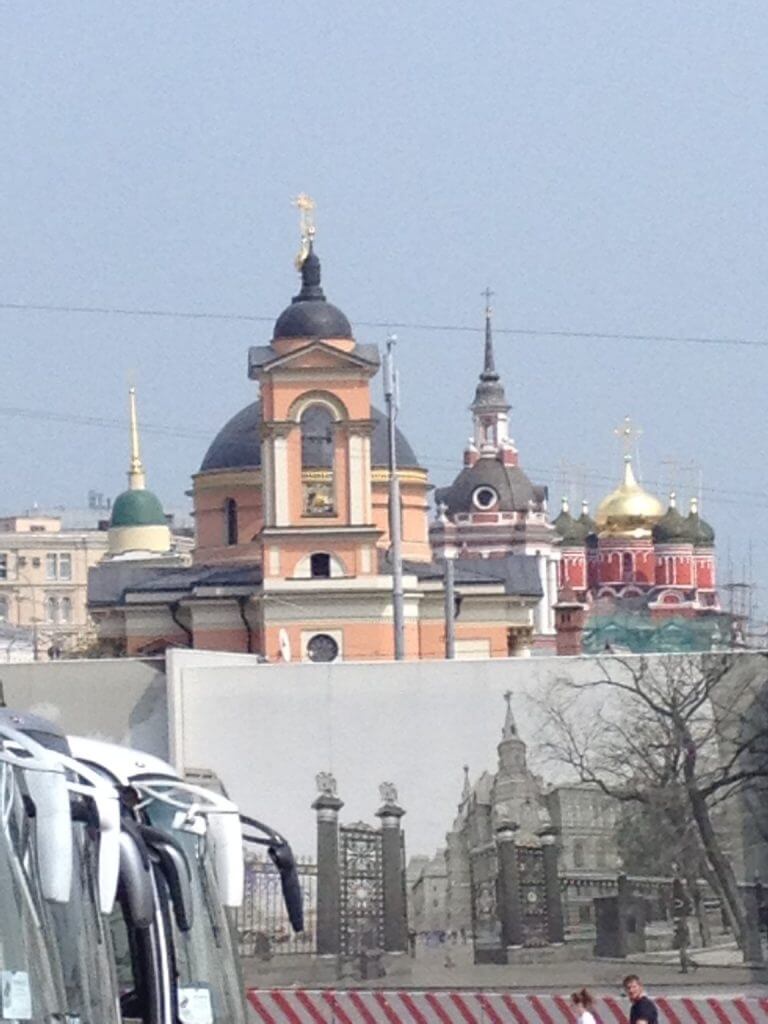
(571, 988, 596, 1024)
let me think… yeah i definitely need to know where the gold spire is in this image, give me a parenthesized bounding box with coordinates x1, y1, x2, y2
(690, 495, 699, 515)
(669, 490, 677, 509)
(561, 496, 569, 513)
(128, 386, 146, 491)
(293, 192, 316, 269)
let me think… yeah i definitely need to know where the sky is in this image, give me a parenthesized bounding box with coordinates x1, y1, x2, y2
(1, 3, 768, 616)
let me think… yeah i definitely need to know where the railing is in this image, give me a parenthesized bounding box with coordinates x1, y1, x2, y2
(237, 854, 317, 957)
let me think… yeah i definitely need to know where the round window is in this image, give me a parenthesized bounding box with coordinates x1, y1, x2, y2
(307, 633, 339, 663)
(472, 486, 498, 510)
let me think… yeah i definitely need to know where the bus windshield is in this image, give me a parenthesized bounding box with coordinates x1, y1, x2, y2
(143, 798, 246, 1024)
(46, 817, 121, 1024)
(0, 761, 67, 1024)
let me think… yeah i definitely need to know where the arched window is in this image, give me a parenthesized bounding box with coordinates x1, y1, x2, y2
(301, 405, 336, 516)
(573, 840, 585, 869)
(60, 597, 72, 624)
(46, 596, 59, 624)
(622, 551, 633, 580)
(310, 553, 331, 579)
(224, 498, 238, 546)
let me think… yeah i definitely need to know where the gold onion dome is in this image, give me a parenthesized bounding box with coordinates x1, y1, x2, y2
(595, 455, 664, 537)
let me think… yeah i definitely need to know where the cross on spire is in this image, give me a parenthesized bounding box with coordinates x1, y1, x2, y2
(293, 193, 316, 268)
(482, 286, 494, 316)
(614, 415, 642, 462)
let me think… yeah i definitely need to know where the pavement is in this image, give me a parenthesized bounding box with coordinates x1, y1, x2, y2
(402, 943, 768, 994)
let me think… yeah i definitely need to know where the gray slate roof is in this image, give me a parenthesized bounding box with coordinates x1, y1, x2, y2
(392, 553, 542, 598)
(435, 458, 547, 516)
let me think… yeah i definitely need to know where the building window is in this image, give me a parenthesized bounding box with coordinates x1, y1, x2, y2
(306, 633, 339, 663)
(59, 553, 72, 581)
(573, 840, 585, 868)
(224, 498, 238, 546)
(0, 597, 8, 622)
(301, 405, 336, 516)
(46, 596, 59, 624)
(60, 597, 72, 624)
(310, 553, 331, 579)
(46, 553, 58, 580)
(622, 552, 633, 580)
(472, 486, 498, 510)
(0, 554, 6, 580)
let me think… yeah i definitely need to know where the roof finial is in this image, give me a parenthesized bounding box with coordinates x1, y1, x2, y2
(480, 287, 499, 381)
(581, 499, 590, 517)
(461, 764, 471, 802)
(669, 490, 677, 509)
(690, 495, 699, 515)
(293, 192, 316, 269)
(502, 689, 517, 740)
(128, 385, 146, 491)
(561, 496, 569, 513)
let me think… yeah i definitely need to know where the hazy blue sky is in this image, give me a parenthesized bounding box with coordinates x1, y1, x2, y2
(2, 3, 767, 615)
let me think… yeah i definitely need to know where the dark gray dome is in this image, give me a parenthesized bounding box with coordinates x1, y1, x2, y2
(200, 401, 421, 472)
(273, 242, 353, 340)
(274, 300, 352, 340)
(435, 458, 545, 517)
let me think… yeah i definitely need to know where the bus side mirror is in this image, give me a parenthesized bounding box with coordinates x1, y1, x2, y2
(24, 769, 73, 904)
(268, 843, 304, 933)
(143, 829, 194, 933)
(207, 812, 244, 909)
(119, 830, 155, 929)
(92, 789, 121, 914)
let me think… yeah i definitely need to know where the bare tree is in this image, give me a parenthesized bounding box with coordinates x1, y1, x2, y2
(537, 652, 768, 957)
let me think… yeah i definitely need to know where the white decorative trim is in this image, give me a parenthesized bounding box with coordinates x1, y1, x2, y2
(349, 434, 365, 523)
(273, 435, 290, 526)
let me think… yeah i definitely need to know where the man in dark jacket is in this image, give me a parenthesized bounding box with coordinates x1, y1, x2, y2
(623, 974, 659, 1023)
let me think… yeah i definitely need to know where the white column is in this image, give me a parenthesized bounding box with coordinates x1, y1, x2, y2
(535, 554, 547, 634)
(362, 435, 372, 523)
(261, 440, 274, 526)
(348, 434, 365, 524)
(273, 435, 290, 526)
(546, 558, 558, 634)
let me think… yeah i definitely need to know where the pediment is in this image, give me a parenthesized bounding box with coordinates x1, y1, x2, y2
(260, 341, 378, 374)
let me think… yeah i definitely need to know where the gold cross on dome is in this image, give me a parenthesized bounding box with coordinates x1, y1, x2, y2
(614, 415, 642, 458)
(293, 193, 316, 268)
(482, 286, 494, 316)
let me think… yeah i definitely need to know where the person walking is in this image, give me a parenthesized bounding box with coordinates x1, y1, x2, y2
(570, 988, 596, 1024)
(623, 974, 658, 1024)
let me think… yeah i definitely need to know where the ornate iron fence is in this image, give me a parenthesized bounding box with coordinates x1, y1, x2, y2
(339, 823, 384, 955)
(236, 854, 317, 957)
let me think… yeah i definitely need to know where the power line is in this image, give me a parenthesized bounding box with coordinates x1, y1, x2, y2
(0, 299, 765, 350)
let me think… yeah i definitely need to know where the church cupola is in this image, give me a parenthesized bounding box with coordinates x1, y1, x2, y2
(653, 492, 694, 589)
(108, 387, 172, 559)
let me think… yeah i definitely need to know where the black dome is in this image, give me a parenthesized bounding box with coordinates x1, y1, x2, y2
(200, 401, 421, 472)
(273, 242, 353, 340)
(274, 300, 352, 340)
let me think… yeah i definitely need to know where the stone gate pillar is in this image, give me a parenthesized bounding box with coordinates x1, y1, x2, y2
(496, 822, 524, 947)
(743, 882, 765, 965)
(540, 827, 565, 944)
(376, 782, 408, 953)
(312, 772, 344, 956)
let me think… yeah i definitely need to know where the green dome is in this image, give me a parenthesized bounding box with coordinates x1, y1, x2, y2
(653, 503, 690, 544)
(684, 509, 715, 547)
(553, 503, 589, 546)
(110, 488, 167, 528)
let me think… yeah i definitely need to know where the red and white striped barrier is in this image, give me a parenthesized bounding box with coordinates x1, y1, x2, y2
(247, 990, 768, 1024)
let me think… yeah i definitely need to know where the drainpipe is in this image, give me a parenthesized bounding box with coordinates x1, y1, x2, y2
(169, 602, 192, 648)
(237, 596, 254, 654)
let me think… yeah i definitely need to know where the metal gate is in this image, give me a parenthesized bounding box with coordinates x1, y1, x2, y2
(516, 845, 548, 946)
(339, 823, 384, 955)
(469, 842, 504, 960)
(236, 854, 317, 957)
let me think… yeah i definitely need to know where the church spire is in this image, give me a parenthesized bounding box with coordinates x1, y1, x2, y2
(480, 288, 499, 381)
(128, 385, 146, 491)
(502, 689, 518, 740)
(461, 764, 471, 803)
